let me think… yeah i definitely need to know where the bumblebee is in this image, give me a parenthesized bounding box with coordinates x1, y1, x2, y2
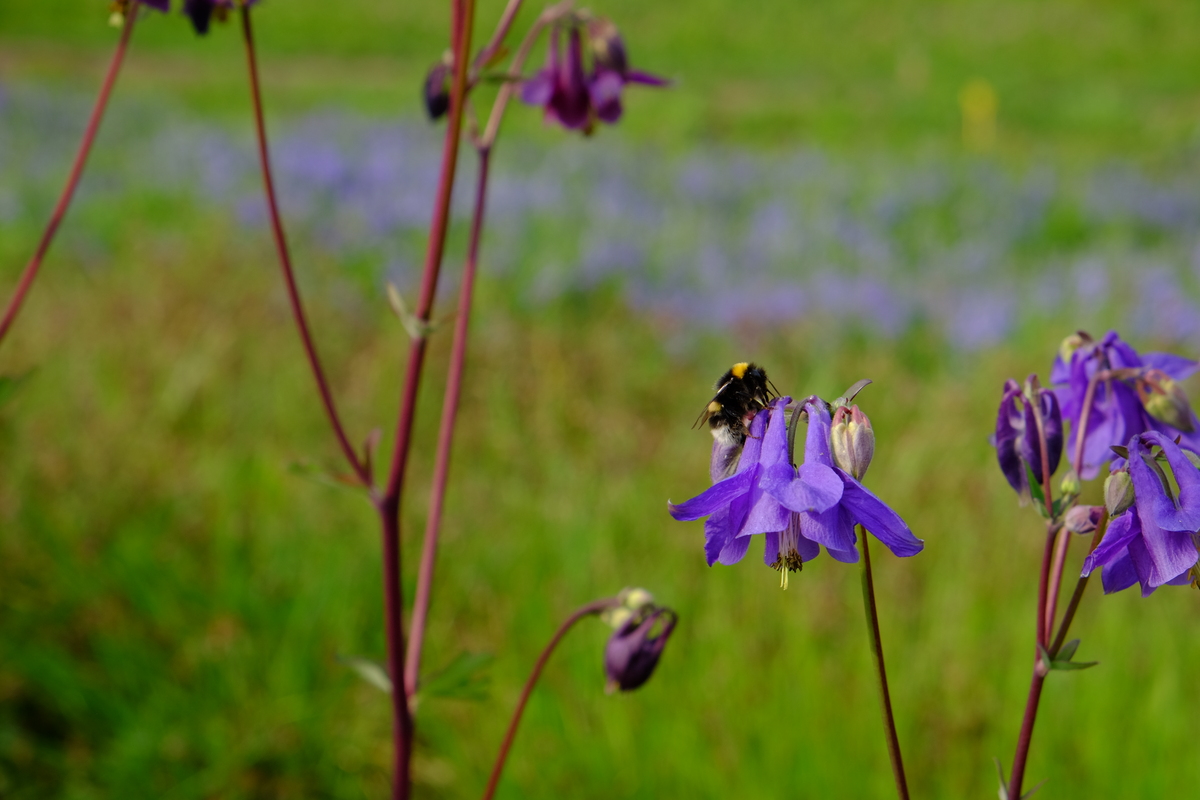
(695, 362, 776, 451)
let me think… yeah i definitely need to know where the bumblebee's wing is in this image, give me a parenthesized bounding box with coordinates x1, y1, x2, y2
(692, 378, 735, 430)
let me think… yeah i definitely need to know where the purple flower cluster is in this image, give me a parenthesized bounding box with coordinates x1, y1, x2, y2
(669, 396, 922, 580)
(994, 376, 1063, 496)
(1083, 432, 1200, 595)
(1050, 330, 1199, 479)
(521, 19, 666, 134)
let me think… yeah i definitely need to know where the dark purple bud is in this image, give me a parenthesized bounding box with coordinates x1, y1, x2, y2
(994, 379, 1027, 495)
(422, 61, 451, 120)
(1016, 376, 1062, 479)
(184, 0, 215, 34)
(604, 607, 677, 692)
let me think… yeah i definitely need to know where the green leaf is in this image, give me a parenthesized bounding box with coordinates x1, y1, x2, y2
(337, 655, 393, 694)
(1039, 642, 1099, 672)
(1055, 638, 1081, 662)
(419, 652, 493, 702)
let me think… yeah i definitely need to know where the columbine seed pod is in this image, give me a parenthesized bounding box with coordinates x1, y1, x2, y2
(604, 607, 677, 693)
(1104, 469, 1135, 517)
(1137, 371, 1196, 433)
(830, 404, 874, 480)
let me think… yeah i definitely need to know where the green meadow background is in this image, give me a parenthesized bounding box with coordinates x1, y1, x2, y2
(2, 1, 1200, 798)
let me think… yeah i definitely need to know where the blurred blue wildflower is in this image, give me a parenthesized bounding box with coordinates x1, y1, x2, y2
(1051, 330, 1199, 479)
(181, 0, 260, 35)
(993, 376, 1063, 497)
(522, 20, 665, 133)
(1082, 431, 1200, 595)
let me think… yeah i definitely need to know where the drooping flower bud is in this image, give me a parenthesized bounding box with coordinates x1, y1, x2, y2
(830, 404, 874, 480)
(600, 586, 656, 630)
(1137, 370, 1195, 433)
(1064, 504, 1104, 534)
(1104, 469, 1135, 517)
(604, 606, 677, 693)
(1016, 375, 1063, 479)
(1059, 469, 1081, 498)
(422, 60, 451, 120)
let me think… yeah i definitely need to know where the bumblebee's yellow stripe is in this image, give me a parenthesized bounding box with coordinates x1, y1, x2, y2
(731, 362, 749, 378)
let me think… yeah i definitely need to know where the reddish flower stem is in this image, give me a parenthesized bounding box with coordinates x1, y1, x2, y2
(373, 1, 475, 796)
(404, 147, 492, 696)
(1048, 513, 1107, 657)
(858, 528, 910, 800)
(1042, 527, 1070, 640)
(0, 6, 138, 349)
(480, 599, 616, 800)
(240, 7, 369, 486)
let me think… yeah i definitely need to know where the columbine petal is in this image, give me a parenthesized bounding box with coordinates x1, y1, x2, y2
(668, 471, 752, 521)
(1142, 352, 1200, 381)
(521, 70, 555, 105)
(1138, 431, 1200, 531)
(588, 68, 625, 123)
(1081, 510, 1139, 577)
(798, 503, 857, 556)
(624, 69, 670, 86)
(837, 470, 925, 557)
(804, 398, 835, 466)
(995, 379, 1027, 494)
(761, 462, 843, 514)
(1099, 549, 1139, 594)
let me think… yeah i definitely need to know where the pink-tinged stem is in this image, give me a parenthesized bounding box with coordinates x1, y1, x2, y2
(472, 0, 527, 77)
(858, 528, 910, 800)
(240, 7, 370, 486)
(1008, 523, 1056, 798)
(404, 148, 492, 697)
(374, 1, 474, 796)
(381, 0, 475, 505)
(1042, 527, 1070, 640)
(1048, 512, 1107, 657)
(0, 6, 138, 348)
(481, 599, 616, 800)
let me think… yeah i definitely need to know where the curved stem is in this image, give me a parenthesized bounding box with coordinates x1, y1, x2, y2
(1042, 527, 1070, 641)
(0, 6, 138, 348)
(858, 528, 910, 800)
(404, 147, 492, 696)
(240, 6, 370, 486)
(472, 0, 527, 77)
(481, 599, 616, 800)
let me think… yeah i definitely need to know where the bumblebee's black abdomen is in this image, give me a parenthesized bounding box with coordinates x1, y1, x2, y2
(702, 362, 774, 447)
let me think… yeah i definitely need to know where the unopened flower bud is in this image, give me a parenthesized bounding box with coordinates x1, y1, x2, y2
(1064, 504, 1104, 534)
(830, 404, 874, 480)
(602, 587, 655, 629)
(604, 607, 677, 693)
(1104, 470, 1135, 517)
(1059, 469, 1081, 498)
(1137, 371, 1195, 433)
(422, 60, 451, 120)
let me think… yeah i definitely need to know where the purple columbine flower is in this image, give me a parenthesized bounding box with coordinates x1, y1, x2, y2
(764, 397, 924, 564)
(668, 397, 843, 571)
(604, 605, 677, 692)
(669, 396, 921, 582)
(993, 376, 1064, 497)
(1051, 330, 1199, 479)
(522, 20, 666, 133)
(1082, 431, 1200, 595)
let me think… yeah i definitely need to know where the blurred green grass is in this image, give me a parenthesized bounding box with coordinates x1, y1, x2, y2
(3, 0, 1200, 158)
(3, 1, 1200, 798)
(2, 214, 1199, 797)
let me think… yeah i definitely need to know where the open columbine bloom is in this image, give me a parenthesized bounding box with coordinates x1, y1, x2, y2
(668, 397, 842, 568)
(767, 397, 924, 563)
(994, 376, 1064, 496)
(1082, 431, 1200, 595)
(669, 396, 922, 577)
(1052, 331, 1199, 479)
(522, 20, 666, 133)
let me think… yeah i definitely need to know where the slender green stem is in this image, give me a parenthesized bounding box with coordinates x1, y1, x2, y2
(858, 527, 910, 800)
